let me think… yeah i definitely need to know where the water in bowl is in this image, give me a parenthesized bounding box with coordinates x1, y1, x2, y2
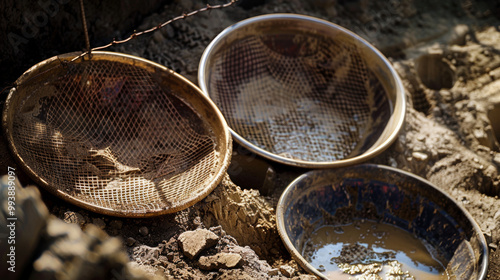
(302, 219, 449, 279)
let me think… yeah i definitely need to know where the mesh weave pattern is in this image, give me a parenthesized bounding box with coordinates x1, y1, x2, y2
(207, 33, 391, 162)
(10, 58, 220, 215)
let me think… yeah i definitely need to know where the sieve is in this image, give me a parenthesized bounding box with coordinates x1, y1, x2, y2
(199, 14, 406, 168)
(2, 51, 232, 217)
(276, 165, 488, 279)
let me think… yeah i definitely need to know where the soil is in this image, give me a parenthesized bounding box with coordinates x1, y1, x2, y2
(1, 0, 500, 279)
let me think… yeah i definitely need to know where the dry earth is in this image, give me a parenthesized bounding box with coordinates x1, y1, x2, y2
(1, 0, 500, 279)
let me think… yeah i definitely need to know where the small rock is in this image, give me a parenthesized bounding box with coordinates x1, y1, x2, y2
(134, 245, 160, 263)
(412, 151, 428, 161)
(63, 211, 86, 227)
(126, 237, 137, 247)
(198, 253, 242, 270)
(92, 218, 106, 229)
(268, 268, 280, 276)
(280, 265, 295, 277)
(209, 225, 225, 237)
(178, 229, 219, 259)
(139, 226, 149, 236)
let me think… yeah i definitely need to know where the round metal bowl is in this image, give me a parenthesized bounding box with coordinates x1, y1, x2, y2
(199, 14, 406, 168)
(2, 51, 232, 217)
(276, 164, 488, 279)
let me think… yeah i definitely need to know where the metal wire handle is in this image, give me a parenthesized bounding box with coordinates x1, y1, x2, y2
(76, 0, 239, 62)
(79, 0, 91, 58)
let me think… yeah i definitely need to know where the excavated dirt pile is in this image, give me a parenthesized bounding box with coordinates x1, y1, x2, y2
(1, 0, 500, 279)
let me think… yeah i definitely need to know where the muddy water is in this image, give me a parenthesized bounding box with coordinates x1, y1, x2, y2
(303, 220, 449, 279)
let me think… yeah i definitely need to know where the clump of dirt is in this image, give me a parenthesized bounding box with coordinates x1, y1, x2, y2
(0, 178, 158, 280)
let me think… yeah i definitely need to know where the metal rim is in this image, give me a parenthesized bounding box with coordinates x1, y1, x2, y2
(276, 164, 489, 280)
(199, 14, 406, 168)
(2, 51, 232, 217)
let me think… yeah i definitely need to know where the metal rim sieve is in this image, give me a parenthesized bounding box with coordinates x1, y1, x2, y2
(2, 51, 232, 217)
(198, 14, 406, 168)
(276, 164, 489, 280)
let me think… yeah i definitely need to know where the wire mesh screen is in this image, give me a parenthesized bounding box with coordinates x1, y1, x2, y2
(5, 52, 230, 216)
(200, 16, 397, 166)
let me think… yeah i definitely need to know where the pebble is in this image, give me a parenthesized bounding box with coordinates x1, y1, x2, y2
(63, 211, 86, 227)
(126, 237, 137, 247)
(280, 265, 295, 277)
(198, 253, 242, 270)
(268, 268, 280, 276)
(139, 226, 149, 236)
(178, 229, 219, 259)
(412, 151, 428, 161)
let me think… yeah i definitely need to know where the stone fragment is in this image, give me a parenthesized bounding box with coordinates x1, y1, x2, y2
(63, 211, 86, 227)
(198, 253, 242, 270)
(280, 265, 295, 277)
(412, 151, 428, 161)
(268, 268, 280, 276)
(126, 237, 137, 247)
(178, 229, 219, 259)
(134, 245, 160, 263)
(139, 226, 149, 236)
